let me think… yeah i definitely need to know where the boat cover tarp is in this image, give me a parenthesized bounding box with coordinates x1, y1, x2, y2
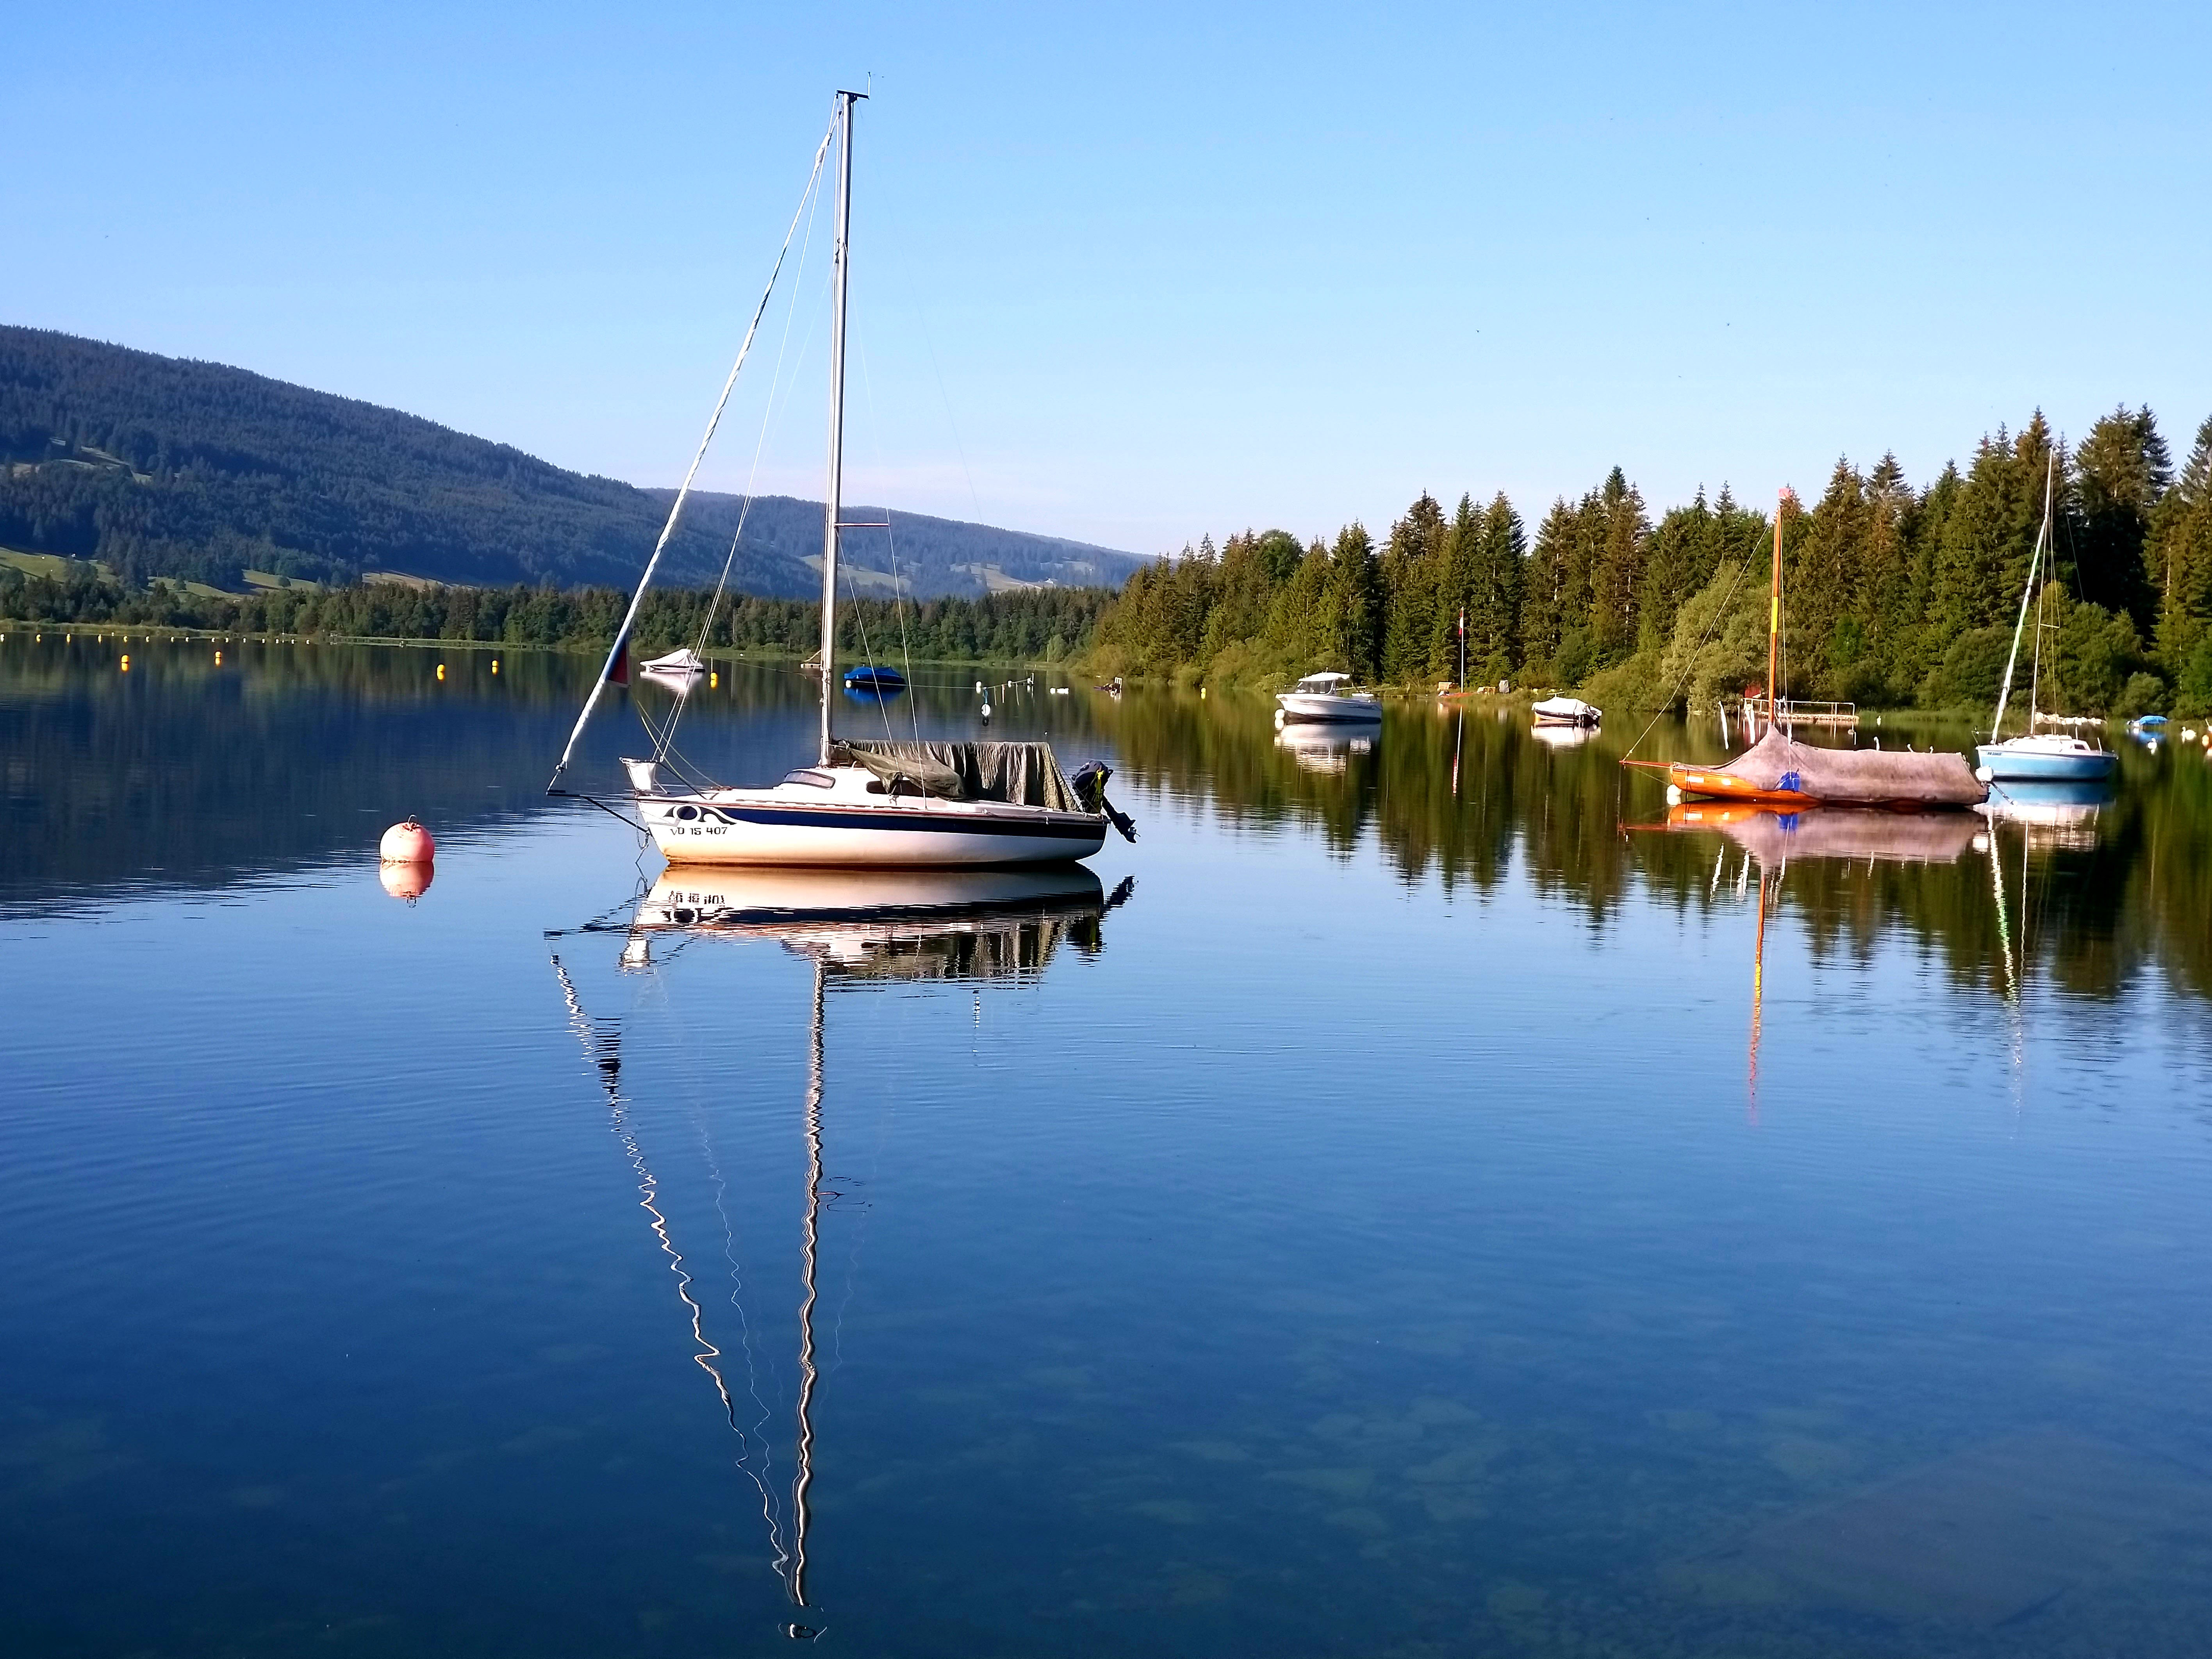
(832, 739, 1085, 812)
(1714, 729, 1985, 808)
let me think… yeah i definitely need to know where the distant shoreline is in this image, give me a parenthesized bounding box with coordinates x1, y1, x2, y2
(0, 619, 1076, 670)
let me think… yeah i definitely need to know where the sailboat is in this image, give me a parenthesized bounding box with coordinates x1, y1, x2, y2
(1626, 492, 1985, 809)
(550, 866, 1131, 1639)
(1973, 453, 2118, 785)
(548, 91, 1132, 868)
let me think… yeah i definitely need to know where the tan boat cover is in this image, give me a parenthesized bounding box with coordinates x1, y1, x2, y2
(1713, 729, 1986, 808)
(833, 739, 1085, 812)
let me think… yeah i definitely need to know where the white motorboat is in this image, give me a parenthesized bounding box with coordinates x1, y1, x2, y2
(547, 93, 1131, 869)
(1275, 671, 1382, 723)
(1531, 696, 1602, 728)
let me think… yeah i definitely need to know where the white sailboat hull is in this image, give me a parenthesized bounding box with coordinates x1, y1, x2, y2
(642, 769, 1106, 868)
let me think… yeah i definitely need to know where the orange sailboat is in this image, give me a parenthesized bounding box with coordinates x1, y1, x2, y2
(1625, 492, 1984, 810)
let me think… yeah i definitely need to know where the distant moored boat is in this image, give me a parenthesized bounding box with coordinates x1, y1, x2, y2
(843, 664, 906, 699)
(1531, 696, 1601, 728)
(1275, 672, 1381, 723)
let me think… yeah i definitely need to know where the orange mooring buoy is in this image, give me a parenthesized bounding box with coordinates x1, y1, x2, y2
(379, 818, 436, 862)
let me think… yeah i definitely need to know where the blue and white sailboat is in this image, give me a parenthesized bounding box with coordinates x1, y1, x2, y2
(1973, 453, 2118, 786)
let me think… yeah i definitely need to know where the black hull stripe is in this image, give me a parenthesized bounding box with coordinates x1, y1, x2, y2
(685, 806, 1104, 841)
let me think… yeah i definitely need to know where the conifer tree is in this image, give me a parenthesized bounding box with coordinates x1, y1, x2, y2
(2151, 414, 2212, 674)
(1318, 524, 1381, 677)
(2073, 406, 2170, 631)
(1934, 416, 2058, 641)
(1381, 492, 1446, 682)
(1585, 467, 1650, 664)
(1520, 499, 1577, 682)
(1794, 458, 1872, 696)
(1472, 492, 1524, 682)
(1429, 494, 1483, 683)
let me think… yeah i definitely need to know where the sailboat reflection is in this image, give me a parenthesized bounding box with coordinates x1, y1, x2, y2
(1662, 801, 1984, 867)
(1647, 803, 1985, 1113)
(550, 867, 1132, 1639)
(1978, 778, 2113, 851)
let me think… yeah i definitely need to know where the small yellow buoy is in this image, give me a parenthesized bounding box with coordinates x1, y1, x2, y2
(121, 654, 130, 671)
(214, 650, 223, 665)
(436, 664, 446, 680)
(491, 658, 499, 674)
(710, 671, 719, 689)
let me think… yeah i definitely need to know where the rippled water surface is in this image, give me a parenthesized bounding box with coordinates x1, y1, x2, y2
(7, 635, 2212, 1657)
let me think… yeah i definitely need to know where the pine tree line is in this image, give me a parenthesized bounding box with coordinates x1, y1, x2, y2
(1093, 408, 2212, 716)
(0, 569, 1114, 665)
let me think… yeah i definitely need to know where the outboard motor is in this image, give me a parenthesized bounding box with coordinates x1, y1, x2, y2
(1071, 761, 1138, 844)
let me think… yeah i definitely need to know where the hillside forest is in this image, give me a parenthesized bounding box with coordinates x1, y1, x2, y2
(1092, 408, 2212, 717)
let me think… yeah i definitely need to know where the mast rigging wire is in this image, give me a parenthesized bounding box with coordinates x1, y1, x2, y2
(549, 116, 838, 788)
(655, 150, 837, 772)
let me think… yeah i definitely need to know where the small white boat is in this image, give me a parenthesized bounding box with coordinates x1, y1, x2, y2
(640, 648, 708, 686)
(1275, 671, 1382, 723)
(1531, 696, 1602, 728)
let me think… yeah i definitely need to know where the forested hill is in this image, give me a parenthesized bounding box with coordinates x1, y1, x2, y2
(0, 325, 1141, 598)
(1092, 407, 2212, 717)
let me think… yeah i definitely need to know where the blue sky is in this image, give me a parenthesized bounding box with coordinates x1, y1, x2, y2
(7, 2, 2209, 555)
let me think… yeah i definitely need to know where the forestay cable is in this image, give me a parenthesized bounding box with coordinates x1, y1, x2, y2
(549, 118, 837, 788)
(654, 161, 833, 774)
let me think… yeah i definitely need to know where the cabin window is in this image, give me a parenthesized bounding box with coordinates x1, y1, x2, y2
(782, 769, 836, 788)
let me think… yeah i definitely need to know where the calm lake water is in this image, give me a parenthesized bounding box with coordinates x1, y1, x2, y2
(7, 633, 2212, 1658)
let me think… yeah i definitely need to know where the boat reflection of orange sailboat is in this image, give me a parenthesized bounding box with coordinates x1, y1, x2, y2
(1644, 801, 1984, 1116)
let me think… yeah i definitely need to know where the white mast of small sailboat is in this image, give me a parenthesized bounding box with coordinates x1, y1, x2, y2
(817, 90, 864, 766)
(1991, 450, 2056, 742)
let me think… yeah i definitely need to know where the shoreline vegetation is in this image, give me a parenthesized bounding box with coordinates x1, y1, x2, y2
(1089, 408, 2212, 719)
(0, 570, 1113, 667)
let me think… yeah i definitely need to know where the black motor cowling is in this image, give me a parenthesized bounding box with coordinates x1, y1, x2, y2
(1070, 761, 1137, 844)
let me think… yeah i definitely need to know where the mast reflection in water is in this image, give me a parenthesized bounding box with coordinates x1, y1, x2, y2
(551, 868, 1133, 1640)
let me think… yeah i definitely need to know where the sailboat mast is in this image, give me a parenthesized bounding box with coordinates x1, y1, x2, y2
(817, 90, 863, 766)
(1991, 450, 2055, 740)
(1766, 491, 1784, 733)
